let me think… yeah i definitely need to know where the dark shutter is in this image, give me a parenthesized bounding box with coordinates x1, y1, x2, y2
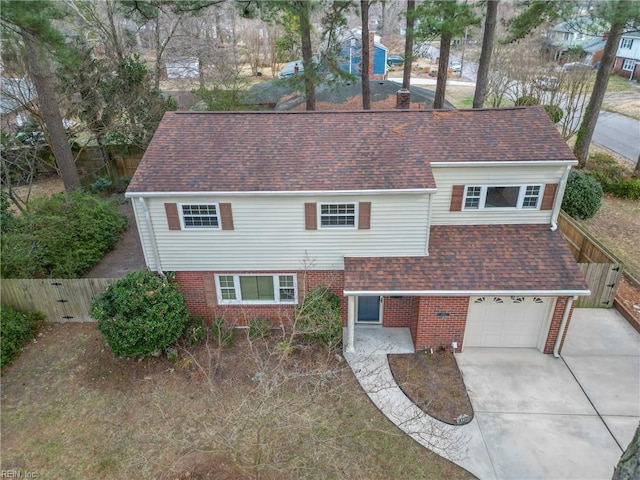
(165, 203, 181, 230)
(219, 203, 234, 230)
(541, 184, 558, 211)
(203, 274, 217, 306)
(358, 202, 371, 229)
(305, 203, 317, 230)
(450, 185, 464, 211)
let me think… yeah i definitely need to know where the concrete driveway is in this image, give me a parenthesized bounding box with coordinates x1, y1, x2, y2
(456, 308, 640, 480)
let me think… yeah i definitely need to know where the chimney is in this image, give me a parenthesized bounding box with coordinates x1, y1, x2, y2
(396, 89, 411, 109)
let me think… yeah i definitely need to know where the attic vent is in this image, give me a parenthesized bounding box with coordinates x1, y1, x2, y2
(493, 297, 504, 303)
(474, 297, 486, 304)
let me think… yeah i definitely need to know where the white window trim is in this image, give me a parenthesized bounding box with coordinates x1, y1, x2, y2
(622, 59, 635, 72)
(318, 202, 358, 229)
(462, 184, 544, 211)
(620, 38, 633, 50)
(179, 202, 221, 230)
(215, 274, 298, 305)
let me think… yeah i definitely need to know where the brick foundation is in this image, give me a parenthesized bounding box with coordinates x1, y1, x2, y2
(414, 297, 469, 351)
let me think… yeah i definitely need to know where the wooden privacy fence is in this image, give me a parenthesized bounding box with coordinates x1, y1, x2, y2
(558, 212, 622, 308)
(1, 278, 117, 322)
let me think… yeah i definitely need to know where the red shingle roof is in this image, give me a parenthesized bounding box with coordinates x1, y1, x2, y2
(128, 107, 576, 193)
(344, 225, 588, 293)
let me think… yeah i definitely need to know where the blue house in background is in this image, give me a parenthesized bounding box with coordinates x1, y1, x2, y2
(339, 29, 389, 80)
(276, 29, 389, 80)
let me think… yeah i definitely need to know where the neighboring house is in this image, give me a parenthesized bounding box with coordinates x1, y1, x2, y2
(339, 29, 389, 80)
(277, 30, 389, 80)
(614, 31, 640, 80)
(0, 77, 37, 132)
(125, 107, 589, 355)
(165, 57, 200, 79)
(549, 18, 603, 61)
(581, 36, 606, 66)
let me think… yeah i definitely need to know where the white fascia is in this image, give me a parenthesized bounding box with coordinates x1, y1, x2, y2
(431, 160, 577, 167)
(125, 188, 437, 198)
(343, 289, 591, 297)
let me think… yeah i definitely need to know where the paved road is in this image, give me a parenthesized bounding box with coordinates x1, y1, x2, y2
(593, 111, 640, 163)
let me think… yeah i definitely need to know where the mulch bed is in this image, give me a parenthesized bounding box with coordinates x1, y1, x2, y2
(388, 349, 473, 425)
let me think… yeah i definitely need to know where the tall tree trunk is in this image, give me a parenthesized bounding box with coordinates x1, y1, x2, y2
(434, 32, 451, 109)
(635, 153, 640, 173)
(22, 30, 81, 193)
(402, 0, 415, 91)
(612, 423, 640, 480)
(473, 0, 497, 108)
(573, 22, 625, 167)
(297, 1, 315, 111)
(361, 0, 371, 110)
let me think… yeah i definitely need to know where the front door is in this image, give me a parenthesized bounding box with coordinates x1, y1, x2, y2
(357, 296, 382, 323)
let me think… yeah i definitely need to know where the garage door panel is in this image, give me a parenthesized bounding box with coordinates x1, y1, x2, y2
(465, 297, 551, 348)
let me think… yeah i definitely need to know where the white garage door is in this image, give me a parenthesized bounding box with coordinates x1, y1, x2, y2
(464, 296, 553, 348)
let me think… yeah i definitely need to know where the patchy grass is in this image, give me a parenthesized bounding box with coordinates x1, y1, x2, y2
(444, 85, 476, 108)
(389, 349, 473, 425)
(575, 194, 640, 279)
(606, 75, 637, 93)
(1, 323, 475, 480)
(602, 91, 640, 120)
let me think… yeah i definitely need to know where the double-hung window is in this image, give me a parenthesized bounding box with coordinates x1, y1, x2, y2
(215, 274, 297, 304)
(463, 185, 543, 210)
(319, 203, 356, 228)
(181, 204, 220, 228)
(622, 59, 635, 71)
(621, 38, 633, 49)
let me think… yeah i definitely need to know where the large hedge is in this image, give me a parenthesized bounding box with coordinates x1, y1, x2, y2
(91, 270, 188, 357)
(1, 306, 44, 369)
(562, 170, 603, 220)
(1, 190, 127, 278)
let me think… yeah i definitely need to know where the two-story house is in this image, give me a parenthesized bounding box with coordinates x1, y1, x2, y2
(125, 107, 589, 355)
(614, 31, 640, 80)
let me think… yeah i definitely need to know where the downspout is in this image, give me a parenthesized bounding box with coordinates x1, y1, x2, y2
(425, 193, 433, 255)
(137, 197, 165, 278)
(550, 165, 571, 231)
(553, 295, 577, 358)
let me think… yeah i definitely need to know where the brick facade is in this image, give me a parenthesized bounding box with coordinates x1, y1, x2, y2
(382, 296, 415, 327)
(175, 270, 575, 354)
(543, 296, 574, 354)
(413, 297, 470, 351)
(175, 270, 346, 327)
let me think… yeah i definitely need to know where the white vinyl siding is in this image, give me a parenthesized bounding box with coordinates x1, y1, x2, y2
(431, 165, 566, 225)
(132, 193, 431, 271)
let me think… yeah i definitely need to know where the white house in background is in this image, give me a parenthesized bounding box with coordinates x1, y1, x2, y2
(614, 31, 640, 80)
(165, 57, 200, 79)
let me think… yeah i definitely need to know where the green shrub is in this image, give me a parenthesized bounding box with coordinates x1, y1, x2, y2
(562, 170, 603, 220)
(0, 306, 44, 368)
(543, 104, 563, 123)
(515, 96, 539, 106)
(181, 315, 206, 346)
(90, 176, 114, 194)
(210, 318, 237, 347)
(248, 317, 273, 340)
(585, 153, 640, 200)
(1, 190, 127, 278)
(91, 270, 188, 357)
(295, 286, 342, 348)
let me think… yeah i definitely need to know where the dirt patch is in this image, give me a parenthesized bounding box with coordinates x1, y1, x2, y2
(616, 276, 640, 323)
(388, 349, 473, 425)
(576, 193, 640, 279)
(1, 324, 475, 479)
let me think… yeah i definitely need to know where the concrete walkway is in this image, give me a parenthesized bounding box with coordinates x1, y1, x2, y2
(345, 309, 639, 480)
